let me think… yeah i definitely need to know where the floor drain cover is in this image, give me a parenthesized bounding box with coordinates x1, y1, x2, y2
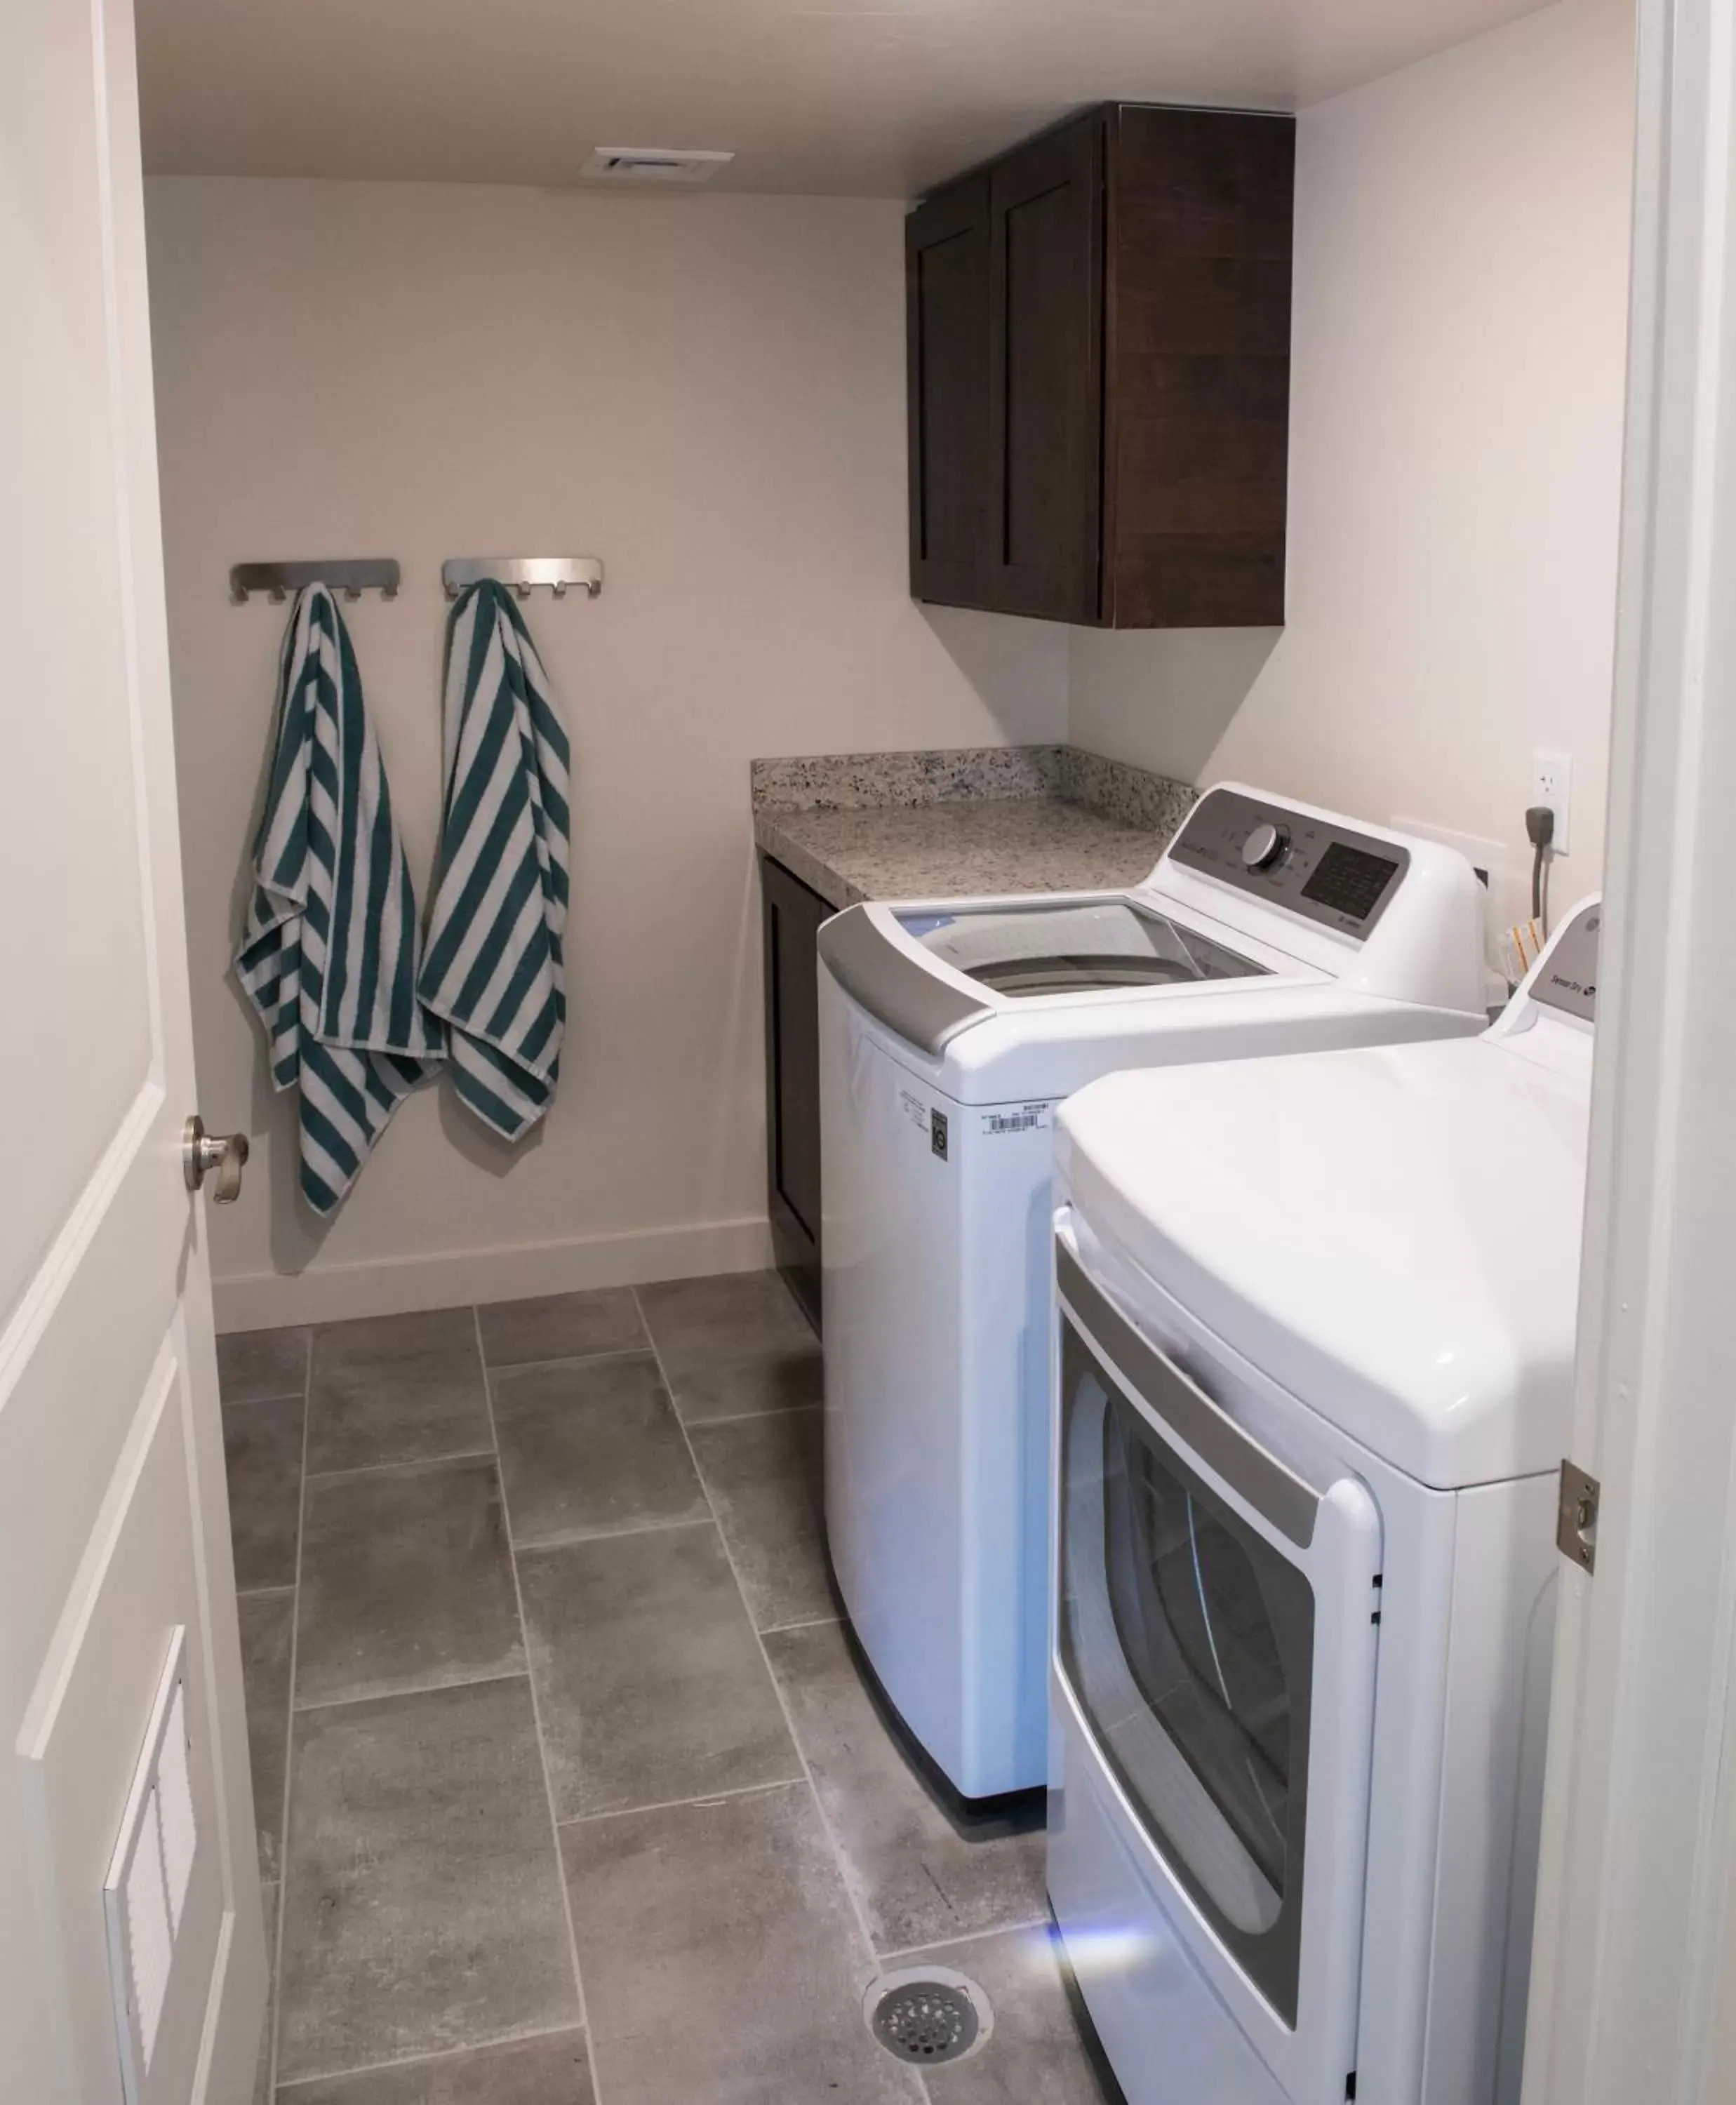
(863, 1965, 992, 2066)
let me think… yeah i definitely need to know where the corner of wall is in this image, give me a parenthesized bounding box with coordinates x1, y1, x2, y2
(1064, 624, 1281, 782)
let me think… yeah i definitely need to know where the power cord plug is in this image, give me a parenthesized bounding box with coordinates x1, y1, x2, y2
(1525, 804, 1556, 925)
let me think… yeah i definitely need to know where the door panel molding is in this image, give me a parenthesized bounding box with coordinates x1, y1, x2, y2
(0, 1078, 161, 1384)
(18, 1347, 228, 2105)
(984, 112, 1104, 622)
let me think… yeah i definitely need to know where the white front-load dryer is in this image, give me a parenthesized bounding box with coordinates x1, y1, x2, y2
(1046, 900, 1601, 2105)
(818, 784, 1490, 1804)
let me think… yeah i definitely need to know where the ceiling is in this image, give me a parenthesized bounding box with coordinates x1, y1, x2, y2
(136, 0, 1554, 198)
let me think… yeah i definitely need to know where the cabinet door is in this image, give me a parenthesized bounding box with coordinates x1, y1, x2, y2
(986, 114, 1105, 622)
(760, 856, 828, 1328)
(907, 177, 992, 607)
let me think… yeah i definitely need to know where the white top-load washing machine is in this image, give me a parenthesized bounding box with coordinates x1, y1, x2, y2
(817, 784, 1490, 1805)
(1047, 898, 1601, 2105)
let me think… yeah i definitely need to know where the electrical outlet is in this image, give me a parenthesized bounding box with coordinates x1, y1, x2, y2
(1531, 750, 1573, 856)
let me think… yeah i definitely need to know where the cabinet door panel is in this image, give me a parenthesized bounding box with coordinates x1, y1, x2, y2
(907, 178, 991, 606)
(760, 856, 828, 1328)
(987, 114, 1104, 622)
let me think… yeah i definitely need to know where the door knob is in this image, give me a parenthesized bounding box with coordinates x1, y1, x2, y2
(183, 1116, 250, 1204)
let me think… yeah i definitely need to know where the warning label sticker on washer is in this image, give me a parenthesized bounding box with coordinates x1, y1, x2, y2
(898, 1089, 929, 1133)
(981, 1103, 1054, 1137)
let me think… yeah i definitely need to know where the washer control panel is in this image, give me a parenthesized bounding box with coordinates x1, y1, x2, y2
(1166, 788, 1412, 940)
(1241, 821, 1290, 871)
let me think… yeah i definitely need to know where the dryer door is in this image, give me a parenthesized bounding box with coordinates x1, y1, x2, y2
(1054, 1236, 1381, 2102)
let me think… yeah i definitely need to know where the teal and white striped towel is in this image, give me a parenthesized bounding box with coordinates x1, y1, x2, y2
(235, 585, 444, 1213)
(418, 581, 570, 1140)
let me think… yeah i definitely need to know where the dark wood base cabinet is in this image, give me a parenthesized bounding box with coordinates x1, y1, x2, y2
(760, 855, 829, 1332)
(907, 102, 1295, 629)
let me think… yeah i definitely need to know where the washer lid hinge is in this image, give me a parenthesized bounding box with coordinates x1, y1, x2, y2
(1557, 1458, 1601, 1573)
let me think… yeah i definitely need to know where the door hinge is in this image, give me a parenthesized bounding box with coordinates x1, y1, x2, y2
(1556, 1458, 1601, 1573)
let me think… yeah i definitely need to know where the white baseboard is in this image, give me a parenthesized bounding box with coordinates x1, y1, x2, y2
(212, 1215, 777, 1332)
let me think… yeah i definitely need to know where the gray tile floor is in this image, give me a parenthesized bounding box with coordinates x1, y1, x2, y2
(222, 1270, 1113, 2104)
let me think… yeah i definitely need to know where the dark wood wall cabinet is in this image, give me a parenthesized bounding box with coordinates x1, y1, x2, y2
(760, 855, 829, 1330)
(907, 102, 1295, 628)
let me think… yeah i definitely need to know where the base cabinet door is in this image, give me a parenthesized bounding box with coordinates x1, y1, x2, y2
(761, 855, 829, 1328)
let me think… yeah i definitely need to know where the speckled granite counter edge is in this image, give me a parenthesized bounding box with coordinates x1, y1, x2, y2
(753, 811, 870, 909)
(752, 744, 1063, 813)
(751, 744, 1196, 834)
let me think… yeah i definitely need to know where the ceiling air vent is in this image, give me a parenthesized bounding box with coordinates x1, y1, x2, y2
(580, 147, 735, 185)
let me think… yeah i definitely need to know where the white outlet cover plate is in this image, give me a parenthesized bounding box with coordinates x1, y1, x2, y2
(1531, 749, 1574, 855)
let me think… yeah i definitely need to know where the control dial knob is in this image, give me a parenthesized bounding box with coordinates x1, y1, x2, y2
(1241, 821, 1290, 871)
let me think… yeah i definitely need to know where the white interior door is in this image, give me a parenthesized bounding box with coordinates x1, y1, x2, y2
(0, 0, 265, 2099)
(1521, 2, 1736, 2101)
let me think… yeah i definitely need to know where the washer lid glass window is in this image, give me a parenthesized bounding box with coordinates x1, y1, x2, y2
(897, 901, 1268, 1000)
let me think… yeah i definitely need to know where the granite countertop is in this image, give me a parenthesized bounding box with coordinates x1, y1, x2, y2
(751, 744, 1195, 911)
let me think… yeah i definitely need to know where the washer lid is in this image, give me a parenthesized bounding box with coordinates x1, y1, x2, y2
(1055, 1029, 1591, 1489)
(895, 897, 1267, 998)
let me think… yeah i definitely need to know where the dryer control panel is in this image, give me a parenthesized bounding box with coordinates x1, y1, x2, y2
(1166, 788, 1412, 940)
(1532, 902, 1600, 1022)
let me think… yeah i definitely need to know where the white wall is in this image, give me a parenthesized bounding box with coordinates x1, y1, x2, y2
(150, 0, 1635, 1329)
(145, 179, 1069, 1328)
(1069, 0, 1634, 921)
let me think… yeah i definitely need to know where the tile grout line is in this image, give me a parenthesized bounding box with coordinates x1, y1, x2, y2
(633, 1288, 930, 2102)
(486, 1341, 655, 1380)
(696, 1273, 931, 2103)
(554, 1774, 809, 1832)
(265, 1333, 314, 2102)
(875, 1915, 1055, 1965)
(291, 1666, 533, 1716)
(301, 1447, 496, 1488)
(681, 1401, 824, 1430)
(273, 2018, 592, 2095)
(512, 1514, 717, 1561)
(472, 1304, 609, 2105)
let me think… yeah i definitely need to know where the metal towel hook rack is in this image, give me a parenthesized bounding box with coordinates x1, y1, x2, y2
(228, 556, 605, 606)
(442, 557, 604, 603)
(229, 559, 401, 606)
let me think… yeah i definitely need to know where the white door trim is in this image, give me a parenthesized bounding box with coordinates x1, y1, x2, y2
(1522, 0, 1736, 2097)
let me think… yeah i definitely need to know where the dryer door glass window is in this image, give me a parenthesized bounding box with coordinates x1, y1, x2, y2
(1057, 1316, 1314, 2021)
(895, 901, 1265, 998)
